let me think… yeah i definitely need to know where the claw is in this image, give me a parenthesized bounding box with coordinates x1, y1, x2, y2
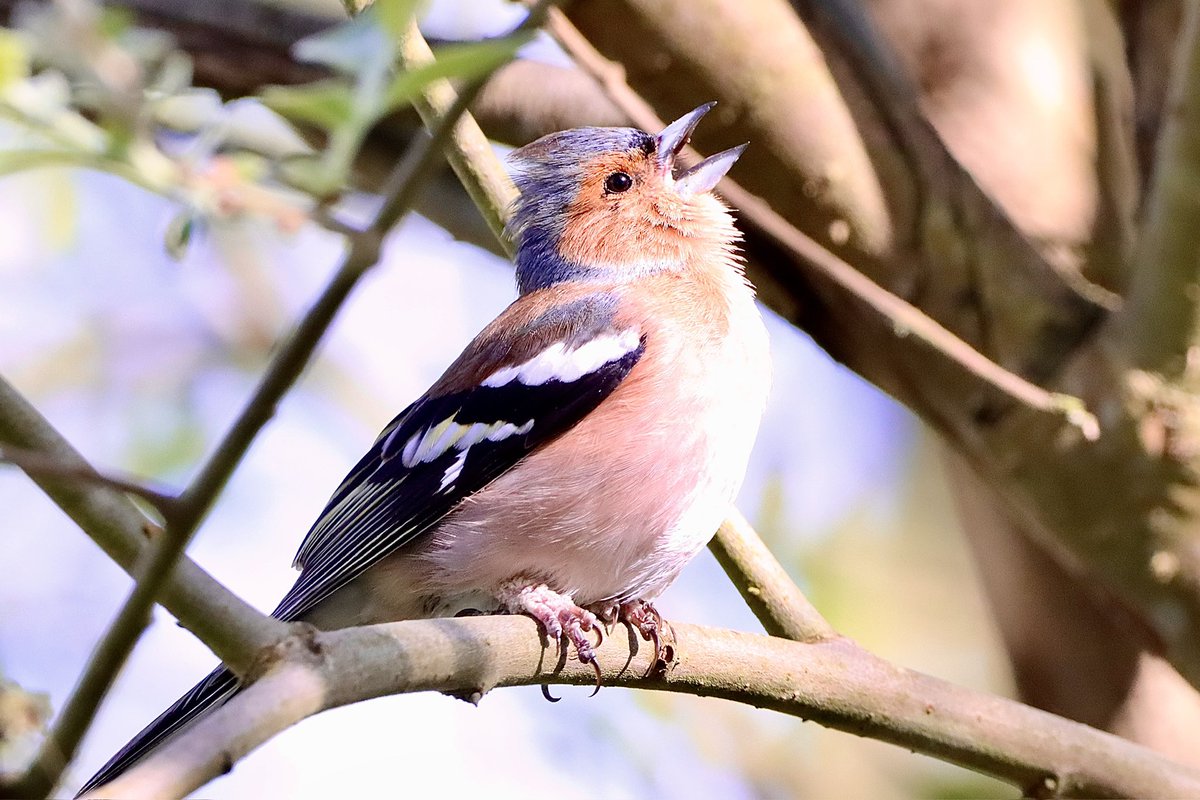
(617, 599, 675, 676)
(498, 581, 608, 694)
(586, 657, 602, 697)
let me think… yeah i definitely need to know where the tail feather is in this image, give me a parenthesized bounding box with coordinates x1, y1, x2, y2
(76, 666, 239, 797)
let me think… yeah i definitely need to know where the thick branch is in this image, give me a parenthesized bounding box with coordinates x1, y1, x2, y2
(1125, 1, 1200, 373)
(91, 617, 1200, 800)
(545, 7, 1097, 439)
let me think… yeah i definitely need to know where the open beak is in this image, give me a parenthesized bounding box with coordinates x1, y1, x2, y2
(655, 102, 747, 195)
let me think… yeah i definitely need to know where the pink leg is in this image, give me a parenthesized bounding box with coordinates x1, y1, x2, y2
(497, 582, 604, 690)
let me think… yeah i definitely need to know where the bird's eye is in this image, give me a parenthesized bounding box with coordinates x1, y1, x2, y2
(604, 171, 633, 194)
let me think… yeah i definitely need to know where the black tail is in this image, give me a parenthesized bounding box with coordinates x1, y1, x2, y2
(76, 666, 239, 796)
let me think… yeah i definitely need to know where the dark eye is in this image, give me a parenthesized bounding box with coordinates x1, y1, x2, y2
(604, 171, 633, 194)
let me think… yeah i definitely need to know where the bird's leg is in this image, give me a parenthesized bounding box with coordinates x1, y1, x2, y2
(589, 600, 621, 631)
(497, 581, 604, 691)
(617, 599, 676, 674)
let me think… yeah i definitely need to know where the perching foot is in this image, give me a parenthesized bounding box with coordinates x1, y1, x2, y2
(618, 599, 676, 675)
(497, 582, 604, 695)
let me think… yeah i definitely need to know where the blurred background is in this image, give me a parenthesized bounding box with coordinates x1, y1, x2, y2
(0, 1, 1022, 797)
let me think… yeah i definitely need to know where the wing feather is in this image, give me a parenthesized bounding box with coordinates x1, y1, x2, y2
(273, 296, 644, 623)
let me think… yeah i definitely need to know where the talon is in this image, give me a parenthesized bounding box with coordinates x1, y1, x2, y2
(497, 581, 609, 694)
(541, 684, 561, 703)
(587, 657, 602, 696)
(617, 599, 675, 674)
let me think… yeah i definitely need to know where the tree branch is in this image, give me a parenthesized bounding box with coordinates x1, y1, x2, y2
(395, 22, 518, 254)
(89, 616, 1200, 800)
(0, 375, 283, 671)
(708, 510, 835, 642)
(1125, 1, 1200, 374)
(0, 445, 178, 514)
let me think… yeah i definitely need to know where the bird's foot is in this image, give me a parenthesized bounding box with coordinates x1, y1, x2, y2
(617, 599, 676, 675)
(497, 582, 603, 696)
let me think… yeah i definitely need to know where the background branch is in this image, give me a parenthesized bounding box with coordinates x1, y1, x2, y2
(1125, 1, 1200, 372)
(545, 8, 1099, 439)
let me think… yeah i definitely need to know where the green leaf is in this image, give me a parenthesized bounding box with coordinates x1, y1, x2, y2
(222, 99, 314, 159)
(152, 88, 223, 132)
(261, 80, 355, 131)
(382, 35, 528, 114)
(293, 10, 393, 77)
(277, 155, 342, 199)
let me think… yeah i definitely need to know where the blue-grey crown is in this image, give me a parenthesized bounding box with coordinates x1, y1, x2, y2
(506, 127, 654, 294)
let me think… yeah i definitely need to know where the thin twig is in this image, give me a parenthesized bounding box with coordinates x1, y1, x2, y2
(709, 509, 836, 642)
(2, 545, 188, 798)
(0, 375, 282, 667)
(544, 8, 1100, 442)
(89, 616, 1200, 800)
(397, 23, 521, 255)
(0, 445, 178, 515)
(175, 9, 527, 558)
(0, 376, 284, 800)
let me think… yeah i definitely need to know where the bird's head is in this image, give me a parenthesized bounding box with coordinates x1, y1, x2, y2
(507, 103, 746, 293)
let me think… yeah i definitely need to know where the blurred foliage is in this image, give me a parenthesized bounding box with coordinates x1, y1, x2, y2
(0, 0, 525, 253)
(0, 679, 50, 775)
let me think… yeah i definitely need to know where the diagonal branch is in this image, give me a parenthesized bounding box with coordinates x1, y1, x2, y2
(543, 8, 1099, 441)
(0, 445, 178, 514)
(709, 510, 835, 642)
(88, 616, 1200, 800)
(0, 375, 282, 670)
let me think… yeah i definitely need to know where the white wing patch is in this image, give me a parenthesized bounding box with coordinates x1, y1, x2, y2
(400, 418, 535, 469)
(482, 328, 642, 388)
(439, 447, 469, 492)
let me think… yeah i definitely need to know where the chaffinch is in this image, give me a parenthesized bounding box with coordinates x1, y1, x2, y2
(80, 102, 770, 794)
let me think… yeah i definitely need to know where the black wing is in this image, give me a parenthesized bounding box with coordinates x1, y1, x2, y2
(272, 328, 645, 622)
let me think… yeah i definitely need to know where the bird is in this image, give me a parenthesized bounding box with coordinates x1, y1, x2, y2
(78, 101, 771, 795)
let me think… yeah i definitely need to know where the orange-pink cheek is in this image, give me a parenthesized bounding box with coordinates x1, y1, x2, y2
(557, 195, 691, 267)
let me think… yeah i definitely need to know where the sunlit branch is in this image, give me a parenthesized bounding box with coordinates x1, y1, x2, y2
(88, 616, 1200, 800)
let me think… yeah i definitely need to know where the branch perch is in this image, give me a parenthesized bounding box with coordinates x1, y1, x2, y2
(90, 616, 1200, 800)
